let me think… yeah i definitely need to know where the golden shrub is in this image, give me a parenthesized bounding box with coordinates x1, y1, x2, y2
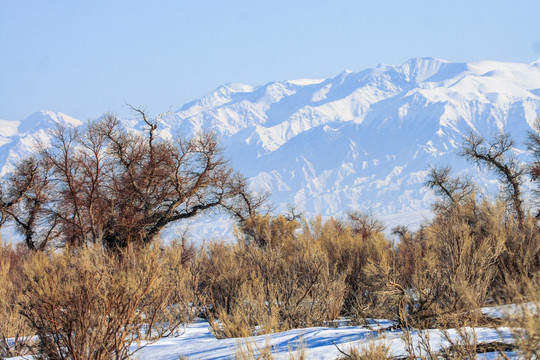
(20, 245, 172, 360)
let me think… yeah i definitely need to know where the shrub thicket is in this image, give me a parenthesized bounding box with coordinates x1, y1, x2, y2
(0, 242, 32, 358)
(10, 200, 537, 358)
(206, 215, 347, 338)
(17, 244, 200, 360)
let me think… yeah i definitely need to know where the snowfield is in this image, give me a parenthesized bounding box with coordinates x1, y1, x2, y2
(132, 319, 517, 359)
(7, 303, 533, 359)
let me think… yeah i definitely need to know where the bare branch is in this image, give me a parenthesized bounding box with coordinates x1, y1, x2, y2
(459, 131, 525, 226)
(1, 109, 267, 249)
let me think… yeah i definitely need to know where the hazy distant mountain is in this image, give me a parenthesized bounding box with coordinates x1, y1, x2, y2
(2, 58, 540, 235)
(0, 110, 82, 176)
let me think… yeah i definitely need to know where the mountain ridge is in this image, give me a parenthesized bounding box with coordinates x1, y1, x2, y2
(2, 57, 539, 235)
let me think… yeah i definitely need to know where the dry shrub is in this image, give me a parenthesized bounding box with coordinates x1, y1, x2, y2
(352, 232, 399, 322)
(201, 240, 251, 315)
(214, 213, 400, 332)
(155, 239, 204, 338)
(249, 240, 346, 329)
(202, 241, 260, 338)
(19, 244, 173, 360)
(0, 242, 33, 358)
(402, 328, 436, 360)
(389, 197, 508, 327)
(403, 321, 515, 360)
(302, 214, 395, 321)
(439, 327, 479, 360)
(210, 277, 281, 338)
(240, 214, 299, 249)
(209, 243, 346, 337)
(207, 215, 347, 338)
(495, 214, 540, 301)
(401, 326, 479, 360)
(500, 277, 540, 359)
(206, 197, 536, 336)
(420, 198, 504, 320)
(287, 337, 308, 360)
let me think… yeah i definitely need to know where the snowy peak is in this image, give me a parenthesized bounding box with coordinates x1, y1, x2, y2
(398, 57, 452, 83)
(0, 119, 20, 139)
(18, 110, 82, 134)
(0, 111, 83, 176)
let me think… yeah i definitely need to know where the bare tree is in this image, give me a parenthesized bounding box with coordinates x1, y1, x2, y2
(459, 131, 525, 226)
(347, 210, 385, 240)
(527, 118, 540, 217)
(425, 165, 478, 209)
(2, 110, 266, 250)
(0, 158, 57, 250)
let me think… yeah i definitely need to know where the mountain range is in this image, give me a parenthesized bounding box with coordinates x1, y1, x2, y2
(2, 57, 540, 237)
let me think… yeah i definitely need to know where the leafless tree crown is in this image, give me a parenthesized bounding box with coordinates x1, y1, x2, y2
(0, 110, 267, 250)
(459, 131, 525, 225)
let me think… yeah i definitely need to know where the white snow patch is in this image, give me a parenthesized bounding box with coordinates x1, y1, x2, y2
(287, 78, 325, 86)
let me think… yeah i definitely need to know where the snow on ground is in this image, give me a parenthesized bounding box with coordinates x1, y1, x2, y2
(5, 315, 521, 360)
(131, 319, 516, 359)
(482, 302, 538, 319)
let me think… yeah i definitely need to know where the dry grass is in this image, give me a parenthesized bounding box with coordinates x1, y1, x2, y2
(335, 339, 391, 360)
(235, 338, 275, 360)
(234, 337, 307, 360)
(500, 278, 540, 359)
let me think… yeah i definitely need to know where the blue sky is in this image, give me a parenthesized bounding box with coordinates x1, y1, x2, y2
(1, 1, 540, 120)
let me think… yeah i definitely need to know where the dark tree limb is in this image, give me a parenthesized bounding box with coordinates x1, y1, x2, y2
(459, 131, 525, 226)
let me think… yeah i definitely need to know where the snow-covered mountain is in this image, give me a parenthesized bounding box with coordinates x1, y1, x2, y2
(0, 111, 82, 176)
(2, 58, 540, 233)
